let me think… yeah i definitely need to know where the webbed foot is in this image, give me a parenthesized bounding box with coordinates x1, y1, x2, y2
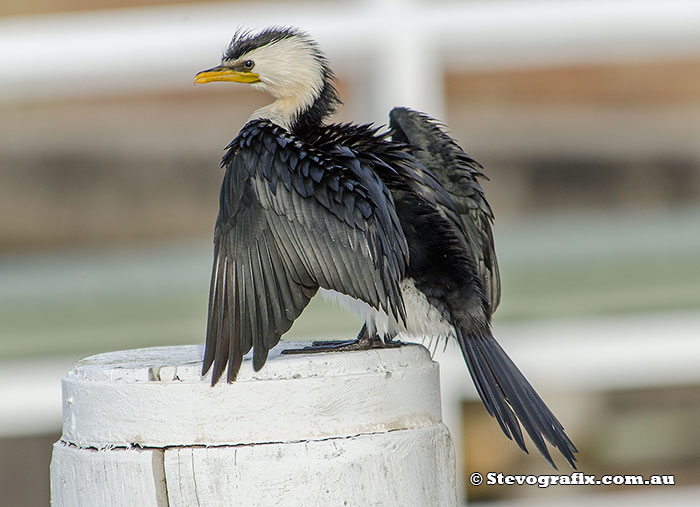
(281, 324, 403, 355)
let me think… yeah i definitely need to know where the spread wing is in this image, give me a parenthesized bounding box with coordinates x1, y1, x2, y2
(389, 107, 500, 311)
(203, 120, 408, 384)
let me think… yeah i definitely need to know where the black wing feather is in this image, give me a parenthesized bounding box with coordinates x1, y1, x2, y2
(389, 107, 501, 311)
(203, 120, 408, 384)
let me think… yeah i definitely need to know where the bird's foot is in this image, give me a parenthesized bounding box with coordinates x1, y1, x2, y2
(282, 324, 403, 355)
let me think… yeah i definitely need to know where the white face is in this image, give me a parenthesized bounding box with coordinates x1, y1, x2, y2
(224, 35, 327, 130)
(228, 36, 325, 103)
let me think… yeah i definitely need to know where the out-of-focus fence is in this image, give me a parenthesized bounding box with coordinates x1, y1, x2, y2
(1, 0, 699, 121)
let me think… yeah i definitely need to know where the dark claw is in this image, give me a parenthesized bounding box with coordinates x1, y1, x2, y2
(282, 339, 357, 355)
(281, 324, 403, 355)
(311, 339, 354, 347)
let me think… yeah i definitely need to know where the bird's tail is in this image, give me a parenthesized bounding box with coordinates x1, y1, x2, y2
(456, 328, 578, 469)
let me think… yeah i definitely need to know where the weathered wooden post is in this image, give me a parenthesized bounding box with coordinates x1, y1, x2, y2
(50, 342, 456, 506)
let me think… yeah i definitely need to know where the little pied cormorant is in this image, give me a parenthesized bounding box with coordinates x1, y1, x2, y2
(194, 27, 577, 469)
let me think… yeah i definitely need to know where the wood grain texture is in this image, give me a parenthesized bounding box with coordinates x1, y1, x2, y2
(50, 442, 167, 507)
(164, 425, 455, 507)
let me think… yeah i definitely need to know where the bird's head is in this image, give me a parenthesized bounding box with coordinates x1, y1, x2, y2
(195, 27, 339, 132)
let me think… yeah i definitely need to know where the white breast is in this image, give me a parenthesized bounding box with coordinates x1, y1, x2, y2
(398, 279, 456, 339)
(320, 278, 455, 340)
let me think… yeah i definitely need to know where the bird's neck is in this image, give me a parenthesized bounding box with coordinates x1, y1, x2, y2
(249, 76, 339, 134)
(249, 96, 308, 132)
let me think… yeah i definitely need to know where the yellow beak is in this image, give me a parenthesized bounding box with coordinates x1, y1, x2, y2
(193, 66, 260, 84)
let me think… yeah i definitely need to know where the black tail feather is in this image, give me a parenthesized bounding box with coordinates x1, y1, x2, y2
(457, 328, 578, 469)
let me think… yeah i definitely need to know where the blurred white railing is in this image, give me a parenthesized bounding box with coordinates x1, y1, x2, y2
(437, 311, 700, 505)
(1, 0, 700, 122)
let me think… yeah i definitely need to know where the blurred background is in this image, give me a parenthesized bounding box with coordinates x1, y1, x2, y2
(1, 0, 700, 505)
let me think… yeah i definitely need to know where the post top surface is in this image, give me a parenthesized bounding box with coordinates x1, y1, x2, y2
(70, 341, 434, 384)
(61, 342, 443, 448)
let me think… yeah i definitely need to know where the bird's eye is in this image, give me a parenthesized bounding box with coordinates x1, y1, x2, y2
(243, 60, 254, 70)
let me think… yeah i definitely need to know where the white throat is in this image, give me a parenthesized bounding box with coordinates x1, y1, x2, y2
(248, 96, 312, 131)
(240, 37, 325, 131)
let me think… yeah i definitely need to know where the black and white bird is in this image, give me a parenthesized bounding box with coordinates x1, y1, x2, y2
(194, 27, 577, 468)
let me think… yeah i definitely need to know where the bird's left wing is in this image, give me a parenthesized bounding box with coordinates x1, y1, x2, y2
(389, 107, 500, 311)
(203, 120, 408, 384)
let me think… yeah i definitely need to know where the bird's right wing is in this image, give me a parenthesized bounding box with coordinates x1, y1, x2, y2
(389, 107, 501, 311)
(204, 120, 408, 384)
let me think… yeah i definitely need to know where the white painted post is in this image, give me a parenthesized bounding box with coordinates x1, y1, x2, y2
(50, 343, 456, 506)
